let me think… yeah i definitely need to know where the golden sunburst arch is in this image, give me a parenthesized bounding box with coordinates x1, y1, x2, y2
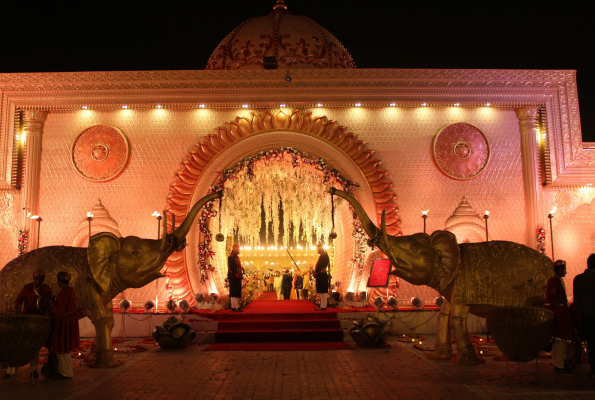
(162, 109, 401, 303)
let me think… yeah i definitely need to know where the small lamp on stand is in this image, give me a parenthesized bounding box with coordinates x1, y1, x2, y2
(548, 207, 557, 260)
(483, 211, 490, 242)
(152, 211, 164, 313)
(30, 215, 42, 250)
(421, 210, 428, 234)
(86, 212, 93, 243)
(152, 211, 162, 239)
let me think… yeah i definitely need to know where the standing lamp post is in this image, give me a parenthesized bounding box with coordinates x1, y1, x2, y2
(152, 211, 162, 239)
(152, 211, 163, 312)
(30, 215, 42, 250)
(421, 210, 428, 234)
(548, 207, 557, 260)
(483, 211, 490, 242)
(86, 212, 93, 243)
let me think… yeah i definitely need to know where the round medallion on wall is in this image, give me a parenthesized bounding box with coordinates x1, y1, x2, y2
(71, 125, 129, 182)
(432, 123, 490, 180)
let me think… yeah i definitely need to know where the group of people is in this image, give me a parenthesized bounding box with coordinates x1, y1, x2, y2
(3, 270, 80, 380)
(227, 242, 331, 311)
(272, 269, 307, 300)
(546, 256, 595, 376)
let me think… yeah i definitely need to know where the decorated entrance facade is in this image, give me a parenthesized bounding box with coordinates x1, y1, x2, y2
(163, 109, 401, 304)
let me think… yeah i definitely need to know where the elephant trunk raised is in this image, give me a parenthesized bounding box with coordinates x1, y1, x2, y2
(330, 187, 552, 364)
(0, 191, 222, 368)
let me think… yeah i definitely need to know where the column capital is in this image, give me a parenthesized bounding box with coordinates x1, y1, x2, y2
(23, 110, 48, 137)
(516, 108, 540, 131)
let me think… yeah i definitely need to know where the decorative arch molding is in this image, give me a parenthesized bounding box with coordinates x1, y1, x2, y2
(163, 109, 401, 302)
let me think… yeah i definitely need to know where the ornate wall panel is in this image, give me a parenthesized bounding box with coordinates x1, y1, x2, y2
(547, 187, 595, 299)
(36, 108, 242, 305)
(316, 107, 527, 301)
(0, 189, 18, 268)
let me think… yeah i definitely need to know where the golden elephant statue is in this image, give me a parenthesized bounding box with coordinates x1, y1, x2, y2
(0, 191, 222, 367)
(331, 188, 552, 364)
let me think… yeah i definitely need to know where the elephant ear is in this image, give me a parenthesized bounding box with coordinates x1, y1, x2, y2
(88, 232, 121, 294)
(430, 230, 460, 291)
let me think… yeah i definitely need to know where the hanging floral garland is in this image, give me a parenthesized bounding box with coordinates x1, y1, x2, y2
(536, 227, 546, 254)
(18, 230, 28, 256)
(196, 147, 363, 285)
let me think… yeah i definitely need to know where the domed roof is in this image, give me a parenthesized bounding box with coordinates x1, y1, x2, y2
(206, 1, 355, 70)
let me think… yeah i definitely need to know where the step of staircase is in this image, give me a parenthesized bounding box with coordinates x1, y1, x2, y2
(215, 329, 344, 343)
(217, 319, 341, 331)
(219, 312, 338, 321)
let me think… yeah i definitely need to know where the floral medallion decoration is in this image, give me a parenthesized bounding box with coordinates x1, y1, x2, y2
(196, 147, 365, 285)
(18, 230, 28, 256)
(432, 123, 490, 180)
(71, 125, 130, 182)
(537, 228, 546, 253)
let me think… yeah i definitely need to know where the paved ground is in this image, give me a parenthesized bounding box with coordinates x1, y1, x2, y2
(1, 335, 594, 400)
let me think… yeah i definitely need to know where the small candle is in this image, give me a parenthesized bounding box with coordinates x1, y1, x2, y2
(484, 210, 490, 216)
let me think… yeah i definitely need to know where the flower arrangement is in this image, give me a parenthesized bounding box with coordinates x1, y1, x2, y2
(18, 230, 28, 256)
(196, 147, 358, 286)
(537, 227, 546, 253)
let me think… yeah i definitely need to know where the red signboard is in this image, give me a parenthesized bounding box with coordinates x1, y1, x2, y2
(367, 259, 392, 287)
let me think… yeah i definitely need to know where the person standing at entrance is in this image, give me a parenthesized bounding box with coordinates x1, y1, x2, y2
(227, 244, 244, 312)
(269, 274, 274, 291)
(274, 272, 283, 300)
(49, 271, 79, 379)
(545, 260, 574, 375)
(3, 270, 52, 380)
(315, 243, 329, 311)
(282, 270, 292, 300)
(295, 272, 303, 299)
(574, 254, 595, 377)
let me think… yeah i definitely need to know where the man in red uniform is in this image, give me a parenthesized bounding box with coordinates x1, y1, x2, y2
(545, 260, 575, 376)
(49, 271, 80, 379)
(2, 270, 52, 379)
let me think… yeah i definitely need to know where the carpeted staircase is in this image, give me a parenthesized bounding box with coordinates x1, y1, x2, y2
(206, 292, 351, 351)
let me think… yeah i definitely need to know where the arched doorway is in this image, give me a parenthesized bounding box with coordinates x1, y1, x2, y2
(163, 109, 401, 304)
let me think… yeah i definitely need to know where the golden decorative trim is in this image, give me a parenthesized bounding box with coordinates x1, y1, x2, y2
(163, 109, 401, 303)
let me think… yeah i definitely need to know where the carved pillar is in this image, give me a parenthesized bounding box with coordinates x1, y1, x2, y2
(516, 108, 543, 250)
(20, 111, 48, 250)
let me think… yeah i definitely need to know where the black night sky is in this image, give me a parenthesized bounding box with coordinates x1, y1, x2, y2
(1, 1, 592, 141)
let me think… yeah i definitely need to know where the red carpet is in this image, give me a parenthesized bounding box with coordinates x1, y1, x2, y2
(211, 291, 347, 349)
(205, 342, 352, 351)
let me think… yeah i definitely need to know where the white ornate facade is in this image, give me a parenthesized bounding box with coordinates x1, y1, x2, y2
(1, 3, 593, 305)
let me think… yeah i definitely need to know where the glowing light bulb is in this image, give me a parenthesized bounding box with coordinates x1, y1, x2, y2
(87, 212, 93, 218)
(81, 105, 88, 110)
(280, 104, 286, 107)
(484, 210, 490, 216)
(354, 103, 362, 107)
(454, 103, 460, 107)
(242, 104, 249, 108)
(486, 103, 491, 107)
(316, 103, 323, 107)
(421, 210, 428, 216)
(389, 103, 396, 107)
(199, 104, 206, 108)
(156, 104, 163, 109)
(421, 103, 427, 107)
(121, 105, 128, 109)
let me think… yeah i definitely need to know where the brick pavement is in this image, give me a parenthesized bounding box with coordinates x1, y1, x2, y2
(1, 335, 594, 400)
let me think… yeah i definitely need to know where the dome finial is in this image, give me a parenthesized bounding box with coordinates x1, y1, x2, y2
(273, 0, 287, 10)
(271, 0, 289, 14)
